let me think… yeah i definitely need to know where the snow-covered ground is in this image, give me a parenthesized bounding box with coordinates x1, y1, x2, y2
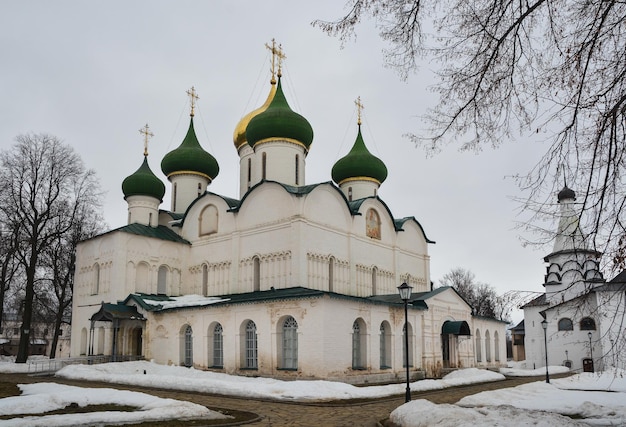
(1, 358, 625, 426)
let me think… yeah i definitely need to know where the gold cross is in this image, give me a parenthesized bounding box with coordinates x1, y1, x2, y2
(139, 123, 154, 156)
(355, 96, 364, 125)
(187, 86, 200, 117)
(265, 39, 286, 83)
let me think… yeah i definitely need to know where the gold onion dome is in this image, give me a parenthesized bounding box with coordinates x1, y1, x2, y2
(331, 124, 388, 186)
(161, 118, 220, 181)
(245, 76, 314, 150)
(122, 156, 166, 201)
(233, 82, 277, 150)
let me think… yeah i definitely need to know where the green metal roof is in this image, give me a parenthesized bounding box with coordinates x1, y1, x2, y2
(332, 124, 387, 185)
(122, 156, 165, 201)
(246, 77, 314, 150)
(90, 303, 145, 322)
(114, 224, 190, 244)
(161, 117, 220, 180)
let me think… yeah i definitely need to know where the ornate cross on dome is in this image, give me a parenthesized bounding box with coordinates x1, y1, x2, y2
(139, 123, 154, 156)
(187, 86, 200, 117)
(355, 96, 364, 125)
(265, 38, 286, 83)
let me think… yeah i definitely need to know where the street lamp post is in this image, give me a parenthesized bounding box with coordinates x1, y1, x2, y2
(541, 319, 550, 383)
(398, 282, 413, 403)
(587, 331, 596, 372)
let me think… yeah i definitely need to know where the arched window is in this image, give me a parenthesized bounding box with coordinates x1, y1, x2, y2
(282, 316, 298, 369)
(199, 205, 218, 236)
(485, 330, 491, 362)
(558, 318, 574, 331)
(295, 154, 299, 185)
(371, 267, 377, 296)
(157, 265, 168, 295)
(352, 319, 365, 369)
(247, 158, 252, 189)
(262, 152, 267, 180)
(580, 317, 596, 330)
(173, 182, 177, 212)
(97, 326, 105, 355)
(380, 321, 391, 369)
(494, 331, 500, 362)
(212, 323, 223, 368)
(253, 257, 260, 292)
(136, 262, 150, 293)
(93, 264, 100, 295)
(328, 257, 335, 292)
(475, 329, 482, 362)
(348, 187, 353, 201)
(202, 264, 208, 296)
(244, 320, 258, 369)
(366, 209, 381, 239)
(182, 325, 193, 367)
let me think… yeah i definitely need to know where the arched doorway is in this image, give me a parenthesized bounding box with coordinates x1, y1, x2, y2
(441, 320, 471, 368)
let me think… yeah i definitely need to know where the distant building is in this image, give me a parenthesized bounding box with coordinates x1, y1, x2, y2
(70, 47, 506, 383)
(0, 312, 70, 358)
(522, 187, 626, 372)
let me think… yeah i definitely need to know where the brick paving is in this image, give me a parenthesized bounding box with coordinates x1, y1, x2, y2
(0, 372, 572, 426)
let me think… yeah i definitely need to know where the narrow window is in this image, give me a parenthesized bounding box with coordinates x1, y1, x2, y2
(371, 267, 377, 296)
(380, 322, 391, 369)
(173, 182, 177, 212)
(253, 257, 260, 292)
(247, 158, 252, 188)
(485, 330, 491, 362)
(213, 323, 223, 368)
(202, 264, 208, 296)
(184, 325, 193, 367)
(262, 152, 267, 180)
(352, 320, 361, 369)
(157, 266, 167, 294)
(475, 329, 482, 362)
(348, 187, 352, 202)
(198, 182, 202, 196)
(149, 212, 153, 227)
(282, 316, 298, 369)
(328, 257, 334, 292)
(494, 331, 500, 362)
(295, 154, 299, 185)
(245, 320, 258, 369)
(93, 264, 100, 295)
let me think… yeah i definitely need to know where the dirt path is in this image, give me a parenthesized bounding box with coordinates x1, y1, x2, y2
(0, 372, 572, 427)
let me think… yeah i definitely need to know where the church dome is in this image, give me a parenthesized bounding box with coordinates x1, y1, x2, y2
(331, 124, 388, 185)
(233, 82, 277, 150)
(161, 118, 219, 181)
(246, 77, 313, 150)
(122, 156, 166, 201)
(558, 186, 576, 202)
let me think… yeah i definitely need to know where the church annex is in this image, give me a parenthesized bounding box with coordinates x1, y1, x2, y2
(70, 45, 506, 383)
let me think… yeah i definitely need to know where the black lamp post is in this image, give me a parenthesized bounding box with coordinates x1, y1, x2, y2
(398, 282, 413, 403)
(587, 331, 596, 372)
(541, 318, 550, 383)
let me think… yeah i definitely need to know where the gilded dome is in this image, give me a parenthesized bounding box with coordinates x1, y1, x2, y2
(122, 156, 166, 201)
(161, 117, 220, 181)
(246, 77, 313, 150)
(331, 125, 388, 185)
(233, 82, 277, 150)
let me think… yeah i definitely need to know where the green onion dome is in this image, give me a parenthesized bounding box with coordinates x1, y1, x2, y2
(331, 125, 388, 185)
(122, 156, 166, 201)
(558, 186, 576, 202)
(246, 77, 313, 150)
(233, 82, 277, 150)
(161, 118, 220, 181)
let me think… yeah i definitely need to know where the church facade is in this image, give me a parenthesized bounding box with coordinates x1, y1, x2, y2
(70, 51, 506, 383)
(523, 187, 626, 373)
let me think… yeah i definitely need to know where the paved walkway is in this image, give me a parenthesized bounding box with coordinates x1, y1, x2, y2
(0, 372, 571, 426)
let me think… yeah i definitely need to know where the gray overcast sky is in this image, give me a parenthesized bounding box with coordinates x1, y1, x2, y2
(1, 1, 552, 312)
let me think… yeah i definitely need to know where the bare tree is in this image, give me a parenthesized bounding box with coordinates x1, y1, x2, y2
(439, 267, 511, 320)
(0, 134, 101, 363)
(0, 224, 20, 330)
(314, 1, 626, 271)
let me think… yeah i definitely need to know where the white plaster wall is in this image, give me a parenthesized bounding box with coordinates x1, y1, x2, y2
(168, 173, 209, 214)
(339, 180, 379, 200)
(251, 142, 306, 187)
(125, 195, 161, 227)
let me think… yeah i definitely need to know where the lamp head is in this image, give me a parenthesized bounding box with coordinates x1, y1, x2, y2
(397, 282, 413, 301)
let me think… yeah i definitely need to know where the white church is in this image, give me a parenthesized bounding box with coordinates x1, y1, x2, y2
(522, 186, 626, 373)
(70, 46, 507, 383)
